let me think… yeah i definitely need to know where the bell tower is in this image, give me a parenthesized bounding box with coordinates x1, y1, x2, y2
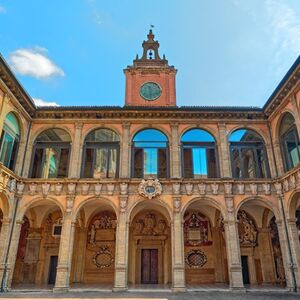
(124, 30, 177, 107)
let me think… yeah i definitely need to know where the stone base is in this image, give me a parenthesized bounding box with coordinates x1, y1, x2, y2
(230, 286, 246, 292)
(113, 286, 128, 292)
(172, 286, 187, 292)
(53, 287, 69, 293)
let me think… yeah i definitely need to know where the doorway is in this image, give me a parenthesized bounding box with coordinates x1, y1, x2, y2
(241, 256, 250, 284)
(141, 249, 158, 284)
(48, 255, 58, 285)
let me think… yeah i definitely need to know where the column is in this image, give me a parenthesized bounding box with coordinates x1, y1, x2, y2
(69, 122, 83, 178)
(120, 122, 131, 179)
(218, 123, 231, 177)
(211, 227, 225, 282)
(275, 219, 295, 290)
(5, 219, 23, 290)
(113, 196, 129, 291)
(274, 142, 285, 175)
(224, 196, 244, 290)
(0, 217, 12, 286)
(265, 143, 277, 178)
(170, 123, 180, 178)
(171, 197, 186, 292)
(54, 211, 75, 292)
(287, 219, 300, 289)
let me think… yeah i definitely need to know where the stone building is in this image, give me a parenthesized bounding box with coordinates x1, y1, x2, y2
(0, 30, 300, 292)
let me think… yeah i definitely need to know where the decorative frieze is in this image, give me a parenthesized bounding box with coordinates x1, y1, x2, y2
(138, 179, 162, 199)
(185, 183, 193, 195)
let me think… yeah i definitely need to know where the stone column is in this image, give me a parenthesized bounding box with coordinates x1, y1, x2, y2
(54, 212, 75, 292)
(287, 219, 300, 289)
(211, 227, 224, 282)
(265, 144, 277, 178)
(120, 122, 131, 179)
(218, 123, 231, 177)
(171, 197, 186, 292)
(5, 219, 23, 289)
(274, 142, 285, 175)
(170, 123, 181, 178)
(275, 219, 295, 290)
(224, 196, 244, 290)
(113, 196, 129, 291)
(69, 122, 83, 178)
(0, 217, 12, 286)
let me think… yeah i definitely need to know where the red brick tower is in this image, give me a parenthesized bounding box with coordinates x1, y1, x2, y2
(124, 30, 177, 107)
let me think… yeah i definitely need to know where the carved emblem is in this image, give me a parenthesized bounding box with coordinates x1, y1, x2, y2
(138, 179, 162, 199)
(92, 245, 114, 268)
(185, 249, 207, 268)
(237, 210, 257, 247)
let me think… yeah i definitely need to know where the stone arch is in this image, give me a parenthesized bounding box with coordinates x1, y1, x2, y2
(72, 196, 118, 224)
(81, 126, 122, 146)
(274, 110, 297, 142)
(182, 196, 227, 223)
(228, 125, 269, 146)
(287, 190, 300, 220)
(127, 198, 172, 224)
(0, 192, 10, 217)
(179, 126, 218, 143)
(129, 125, 171, 143)
(235, 196, 280, 222)
(30, 125, 74, 145)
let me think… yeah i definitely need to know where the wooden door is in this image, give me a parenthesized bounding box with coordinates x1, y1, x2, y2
(141, 249, 158, 284)
(48, 255, 58, 285)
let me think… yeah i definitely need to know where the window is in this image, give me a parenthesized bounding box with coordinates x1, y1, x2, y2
(82, 129, 119, 178)
(0, 112, 20, 171)
(181, 129, 218, 178)
(229, 129, 270, 179)
(132, 129, 169, 178)
(280, 113, 300, 171)
(30, 129, 71, 178)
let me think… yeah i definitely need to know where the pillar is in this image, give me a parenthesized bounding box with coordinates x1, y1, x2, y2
(211, 227, 225, 282)
(171, 197, 186, 292)
(69, 122, 83, 178)
(224, 196, 244, 290)
(54, 212, 75, 292)
(120, 122, 131, 179)
(5, 219, 23, 290)
(290, 96, 300, 138)
(287, 219, 300, 289)
(170, 123, 180, 178)
(113, 196, 129, 291)
(274, 142, 285, 175)
(218, 123, 231, 177)
(0, 217, 12, 287)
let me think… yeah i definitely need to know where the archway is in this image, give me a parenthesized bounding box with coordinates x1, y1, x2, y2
(12, 199, 63, 288)
(237, 199, 286, 287)
(128, 201, 171, 285)
(70, 198, 117, 287)
(183, 200, 228, 286)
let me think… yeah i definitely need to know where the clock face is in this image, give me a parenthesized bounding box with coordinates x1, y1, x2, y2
(140, 82, 162, 101)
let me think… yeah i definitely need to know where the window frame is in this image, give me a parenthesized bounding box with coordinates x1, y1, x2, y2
(230, 140, 270, 179)
(280, 124, 300, 171)
(81, 141, 120, 179)
(29, 141, 71, 178)
(181, 141, 220, 178)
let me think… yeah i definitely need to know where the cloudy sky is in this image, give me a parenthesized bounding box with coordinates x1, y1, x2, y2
(0, 0, 299, 107)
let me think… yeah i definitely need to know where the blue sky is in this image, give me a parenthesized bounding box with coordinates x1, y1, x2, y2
(0, 0, 299, 107)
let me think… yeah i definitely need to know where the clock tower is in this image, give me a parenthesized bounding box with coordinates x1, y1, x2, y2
(124, 30, 177, 107)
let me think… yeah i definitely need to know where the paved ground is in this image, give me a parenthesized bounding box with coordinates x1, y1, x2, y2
(1, 291, 300, 300)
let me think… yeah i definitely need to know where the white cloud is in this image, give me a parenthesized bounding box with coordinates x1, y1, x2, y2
(33, 98, 60, 107)
(0, 5, 6, 14)
(265, 0, 300, 54)
(8, 47, 64, 79)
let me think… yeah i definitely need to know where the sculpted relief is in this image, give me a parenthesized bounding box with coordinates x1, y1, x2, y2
(237, 210, 258, 247)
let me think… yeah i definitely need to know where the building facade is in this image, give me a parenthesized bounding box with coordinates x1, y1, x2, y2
(0, 30, 300, 292)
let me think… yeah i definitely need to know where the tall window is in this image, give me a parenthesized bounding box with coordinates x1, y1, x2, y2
(229, 129, 270, 179)
(30, 129, 71, 178)
(0, 112, 20, 170)
(280, 113, 300, 171)
(82, 129, 119, 178)
(181, 129, 218, 178)
(132, 129, 168, 178)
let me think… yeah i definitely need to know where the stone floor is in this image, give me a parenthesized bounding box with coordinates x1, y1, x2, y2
(0, 291, 300, 300)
